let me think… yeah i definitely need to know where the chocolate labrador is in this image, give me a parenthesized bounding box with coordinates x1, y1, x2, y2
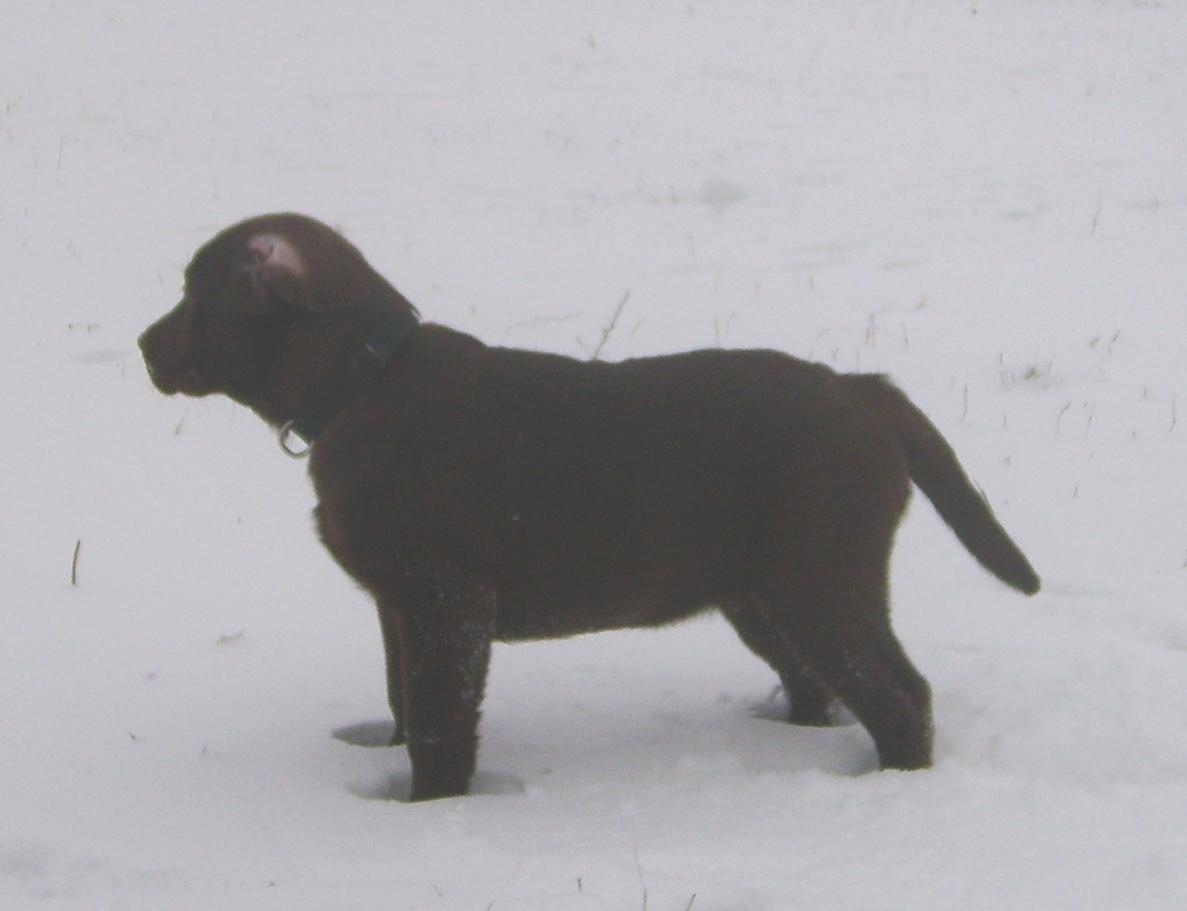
(139, 213, 1039, 801)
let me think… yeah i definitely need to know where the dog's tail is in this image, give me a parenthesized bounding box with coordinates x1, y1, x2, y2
(863, 376, 1040, 595)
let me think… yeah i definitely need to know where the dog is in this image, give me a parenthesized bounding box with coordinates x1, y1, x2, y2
(139, 213, 1039, 801)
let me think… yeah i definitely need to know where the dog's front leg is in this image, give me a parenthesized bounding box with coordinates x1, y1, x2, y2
(379, 559, 496, 801)
(376, 606, 407, 745)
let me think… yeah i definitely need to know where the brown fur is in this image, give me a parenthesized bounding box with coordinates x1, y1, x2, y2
(139, 213, 1039, 801)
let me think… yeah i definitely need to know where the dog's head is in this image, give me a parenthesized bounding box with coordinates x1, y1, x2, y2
(139, 213, 407, 410)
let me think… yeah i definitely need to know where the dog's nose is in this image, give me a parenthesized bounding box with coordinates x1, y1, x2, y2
(141, 353, 160, 382)
(138, 319, 182, 392)
(138, 326, 161, 376)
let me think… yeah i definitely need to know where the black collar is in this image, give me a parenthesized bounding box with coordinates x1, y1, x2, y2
(278, 310, 419, 457)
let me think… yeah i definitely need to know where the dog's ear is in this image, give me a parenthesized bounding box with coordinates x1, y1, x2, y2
(238, 233, 314, 312)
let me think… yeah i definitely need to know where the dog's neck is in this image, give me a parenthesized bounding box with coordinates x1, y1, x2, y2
(248, 299, 419, 444)
(277, 309, 419, 455)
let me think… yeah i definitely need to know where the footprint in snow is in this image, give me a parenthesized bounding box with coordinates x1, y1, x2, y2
(347, 770, 525, 803)
(332, 720, 397, 748)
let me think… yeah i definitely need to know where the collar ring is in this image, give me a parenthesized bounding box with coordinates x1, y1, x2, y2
(278, 420, 311, 459)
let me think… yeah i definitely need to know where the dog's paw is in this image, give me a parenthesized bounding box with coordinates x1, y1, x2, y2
(750, 687, 855, 727)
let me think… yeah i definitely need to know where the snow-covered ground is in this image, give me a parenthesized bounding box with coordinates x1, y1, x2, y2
(3, 1, 1186, 908)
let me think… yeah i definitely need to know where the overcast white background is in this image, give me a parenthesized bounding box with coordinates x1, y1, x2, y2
(2, 2, 1186, 909)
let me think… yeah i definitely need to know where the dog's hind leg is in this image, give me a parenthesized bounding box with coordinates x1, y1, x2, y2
(376, 555, 497, 801)
(762, 560, 933, 770)
(721, 596, 835, 726)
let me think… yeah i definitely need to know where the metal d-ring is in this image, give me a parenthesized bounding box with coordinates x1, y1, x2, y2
(278, 420, 311, 459)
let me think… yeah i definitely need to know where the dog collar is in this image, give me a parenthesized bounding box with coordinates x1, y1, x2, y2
(278, 311, 419, 458)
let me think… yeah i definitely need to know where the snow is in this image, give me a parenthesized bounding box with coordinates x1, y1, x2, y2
(3, 1, 1186, 908)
